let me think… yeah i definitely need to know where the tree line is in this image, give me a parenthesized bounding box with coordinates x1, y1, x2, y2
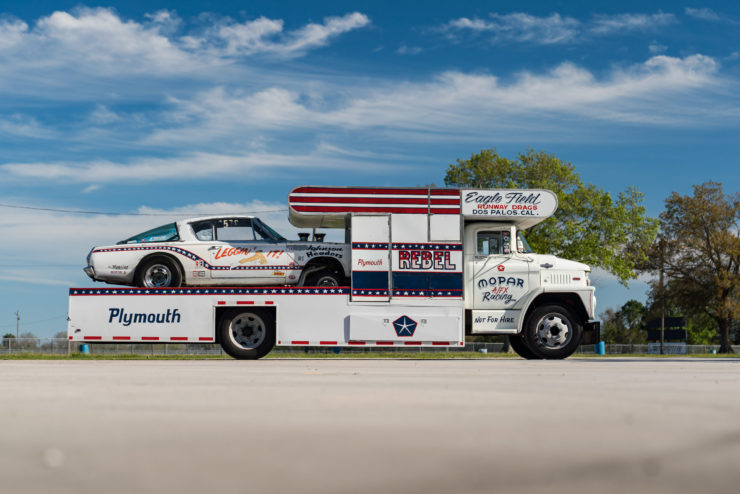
(446, 149, 739, 352)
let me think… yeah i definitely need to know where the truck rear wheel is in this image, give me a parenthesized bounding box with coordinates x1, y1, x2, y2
(522, 305, 582, 359)
(218, 309, 275, 360)
(508, 334, 542, 360)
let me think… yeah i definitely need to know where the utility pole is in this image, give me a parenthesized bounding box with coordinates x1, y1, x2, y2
(659, 239, 665, 356)
(15, 310, 20, 339)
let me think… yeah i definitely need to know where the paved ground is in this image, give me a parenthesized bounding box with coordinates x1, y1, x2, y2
(1, 358, 739, 494)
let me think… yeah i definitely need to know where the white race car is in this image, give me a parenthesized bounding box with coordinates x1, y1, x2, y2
(84, 216, 349, 288)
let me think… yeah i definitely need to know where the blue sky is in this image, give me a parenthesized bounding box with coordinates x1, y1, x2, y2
(0, 1, 738, 337)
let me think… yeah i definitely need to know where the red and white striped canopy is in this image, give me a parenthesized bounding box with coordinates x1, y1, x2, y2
(288, 186, 461, 228)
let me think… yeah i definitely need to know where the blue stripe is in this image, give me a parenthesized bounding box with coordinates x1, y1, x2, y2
(391, 272, 463, 291)
(352, 271, 389, 289)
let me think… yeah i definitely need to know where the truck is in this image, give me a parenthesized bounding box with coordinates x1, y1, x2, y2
(67, 186, 600, 359)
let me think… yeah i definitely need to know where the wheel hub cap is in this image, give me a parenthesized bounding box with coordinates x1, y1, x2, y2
(537, 314, 571, 349)
(144, 264, 172, 287)
(230, 314, 266, 349)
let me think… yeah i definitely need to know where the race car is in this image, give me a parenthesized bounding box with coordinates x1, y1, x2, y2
(83, 216, 349, 288)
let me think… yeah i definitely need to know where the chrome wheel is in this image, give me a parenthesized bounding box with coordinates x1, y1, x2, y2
(143, 264, 173, 287)
(228, 312, 266, 349)
(536, 312, 572, 350)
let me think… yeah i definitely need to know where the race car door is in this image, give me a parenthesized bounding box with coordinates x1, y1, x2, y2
(201, 218, 291, 284)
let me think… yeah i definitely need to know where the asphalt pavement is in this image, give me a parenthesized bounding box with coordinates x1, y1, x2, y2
(1, 358, 739, 494)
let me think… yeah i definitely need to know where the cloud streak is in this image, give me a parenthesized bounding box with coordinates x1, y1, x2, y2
(443, 11, 677, 44)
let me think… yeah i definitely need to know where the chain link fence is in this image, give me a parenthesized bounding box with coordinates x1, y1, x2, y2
(1, 338, 738, 356)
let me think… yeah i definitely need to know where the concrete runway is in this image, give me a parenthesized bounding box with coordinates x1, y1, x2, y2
(1, 358, 740, 494)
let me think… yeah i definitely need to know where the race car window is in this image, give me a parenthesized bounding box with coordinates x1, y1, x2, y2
(190, 221, 214, 241)
(119, 223, 179, 244)
(215, 218, 255, 242)
(253, 219, 286, 242)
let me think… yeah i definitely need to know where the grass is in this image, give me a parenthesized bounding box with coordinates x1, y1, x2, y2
(1, 351, 737, 360)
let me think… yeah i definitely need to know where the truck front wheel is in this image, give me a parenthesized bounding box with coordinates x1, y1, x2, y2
(218, 309, 275, 360)
(508, 334, 542, 360)
(522, 305, 583, 359)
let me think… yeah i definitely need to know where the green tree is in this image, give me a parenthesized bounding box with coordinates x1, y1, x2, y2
(445, 149, 658, 283)
(600, 300, 648, 344)
(2, 333, 14, 349)
(646, 182, 739, 353)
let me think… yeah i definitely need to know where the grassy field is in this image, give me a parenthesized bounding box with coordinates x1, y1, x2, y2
(1, 352, 737, 360)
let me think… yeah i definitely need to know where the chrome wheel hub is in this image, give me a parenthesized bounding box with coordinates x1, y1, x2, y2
(144, 264, 172, 288)
(536, 313, 571, 350)
(229, 313, 266, 349)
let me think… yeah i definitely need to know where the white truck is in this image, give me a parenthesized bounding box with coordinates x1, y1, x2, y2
(67, 186, 600, 359)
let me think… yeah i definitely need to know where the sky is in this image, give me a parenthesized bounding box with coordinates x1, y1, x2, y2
(0, 1, 738, 337)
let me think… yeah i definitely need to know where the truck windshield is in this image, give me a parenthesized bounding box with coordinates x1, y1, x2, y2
(118, 223, 179, 244)
(517, 232, 534, 253)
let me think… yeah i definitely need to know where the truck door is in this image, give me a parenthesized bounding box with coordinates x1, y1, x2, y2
(466, 225, 531, 311)
(351, 215, 391, 301)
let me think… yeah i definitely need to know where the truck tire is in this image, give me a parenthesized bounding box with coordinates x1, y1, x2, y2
(218, 308, 275, 360)
(508, 334, 542, 360)
(522, 304, 583, 359)
(136, 256, 182, 288)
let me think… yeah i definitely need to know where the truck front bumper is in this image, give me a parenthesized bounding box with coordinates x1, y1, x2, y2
(582, 320, 601, 345)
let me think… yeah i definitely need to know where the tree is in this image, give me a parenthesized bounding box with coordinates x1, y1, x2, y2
(2, 333, 14, 349)
(646, 182, 739, 353)
(445, 149, 658, 283)
(600, 300, 648, 344)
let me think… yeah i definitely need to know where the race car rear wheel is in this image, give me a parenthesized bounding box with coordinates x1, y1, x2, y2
(218, 308, 275, 360)
(307, 269, 342, 287)
(136, 257, 182, 288)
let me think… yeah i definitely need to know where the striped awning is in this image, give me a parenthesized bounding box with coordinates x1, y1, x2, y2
(288, 186, 461, 228)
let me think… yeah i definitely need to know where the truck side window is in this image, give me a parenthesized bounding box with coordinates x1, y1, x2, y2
(477, 232, 502, 255)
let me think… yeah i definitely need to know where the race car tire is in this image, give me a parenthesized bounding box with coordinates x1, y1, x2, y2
(135, 257, 182, 288)
(522, 304, 583, 360)
(218, 308, 275, 360)
(508, 334, 542, 360)
(307, 269, 342, 287)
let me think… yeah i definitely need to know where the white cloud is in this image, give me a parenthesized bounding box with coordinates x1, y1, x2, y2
(444, 13, 580, 44)
(443, 11, 677, 44)
(137, 54, 723, 149)
(209, 12, 369, 58)
(649, 42, 667, 54)
(0, 114, 57, 139)
(88, 105, 122, 124)
(0, 146, 399, 184)
(590, 12, 677, 35)
(0, 8, 370, 92)
(685, 8, 721, 21)
(396, 45, 422, 55)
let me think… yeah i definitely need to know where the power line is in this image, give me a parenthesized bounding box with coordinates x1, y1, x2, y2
(0, 314, 67, 328)
(0, 203, 288, 216)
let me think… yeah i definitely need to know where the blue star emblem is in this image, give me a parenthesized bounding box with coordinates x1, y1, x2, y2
(393, 315, 417, 337)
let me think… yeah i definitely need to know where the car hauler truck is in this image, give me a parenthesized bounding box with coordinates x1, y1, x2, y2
(68, 186, 600, 359)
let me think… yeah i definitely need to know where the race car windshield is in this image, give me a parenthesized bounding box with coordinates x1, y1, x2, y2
(253, 219, 286, 242)
(118, 223, 180, 244)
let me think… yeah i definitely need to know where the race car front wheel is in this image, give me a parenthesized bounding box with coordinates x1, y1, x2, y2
(136, 257, 182, 288)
